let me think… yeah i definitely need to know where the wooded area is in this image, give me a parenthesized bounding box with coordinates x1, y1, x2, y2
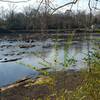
(0, 0, 100, 31)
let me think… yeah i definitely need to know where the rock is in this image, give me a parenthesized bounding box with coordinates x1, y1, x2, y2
(0, 58, 2, 60)
(3, 53, 15, 56)
(1, 58, 22, 63)
(16, 52, 25, 55)
(4, 58, 7, 60)
(40, 67, 51, 71)
(42, 44, 52, 48)
(19, 45, 35, 48)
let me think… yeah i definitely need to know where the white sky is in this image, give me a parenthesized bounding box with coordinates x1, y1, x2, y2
(0, 0, 100, 13)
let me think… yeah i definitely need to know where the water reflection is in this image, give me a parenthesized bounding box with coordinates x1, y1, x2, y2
(0, 38, 97, 87)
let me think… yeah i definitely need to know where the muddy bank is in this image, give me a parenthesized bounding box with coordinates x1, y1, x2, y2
(0, 31, 99, 41)
(0, 71, 84, 100)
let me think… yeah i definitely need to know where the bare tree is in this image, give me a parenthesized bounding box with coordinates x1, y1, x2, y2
(0, 0, 100, 30)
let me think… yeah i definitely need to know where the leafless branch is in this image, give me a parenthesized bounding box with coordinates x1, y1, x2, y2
(47, 0, 55, 10)
(51, 0, 78, 14)
(93, 7, 100, 10)
(93, 0, 100, 10)
(88, 0, 92, 12)
(69, 0, 75, 11)
(49, 0, 55, 9)
(35, 0, 44, 15)
(0, 0, 31, 3)
(88, 0, 92, 25)
(47, 4, 55, 10)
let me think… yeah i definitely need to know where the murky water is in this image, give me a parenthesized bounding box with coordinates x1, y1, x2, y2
(0, 36, 98, 87)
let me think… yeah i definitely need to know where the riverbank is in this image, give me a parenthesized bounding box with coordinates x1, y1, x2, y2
(0, 71, 84, 100)
(0, 28, 100, 41)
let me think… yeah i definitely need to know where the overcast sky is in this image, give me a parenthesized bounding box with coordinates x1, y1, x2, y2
(0, 0, 100, 13)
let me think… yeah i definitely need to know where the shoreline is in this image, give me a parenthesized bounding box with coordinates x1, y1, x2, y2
(0, 70, 84, 99)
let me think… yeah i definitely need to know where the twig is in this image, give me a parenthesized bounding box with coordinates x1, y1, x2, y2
(51, 0, 78, 14)
(35, 0, 44, 16)
(0, 0, 31, 3)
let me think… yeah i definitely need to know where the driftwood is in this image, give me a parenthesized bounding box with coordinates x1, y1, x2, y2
(0, 77, 33, 92)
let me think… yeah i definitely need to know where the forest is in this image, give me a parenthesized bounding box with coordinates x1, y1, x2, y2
(0, 0, 100, 100)
(0, 5, 100, 30)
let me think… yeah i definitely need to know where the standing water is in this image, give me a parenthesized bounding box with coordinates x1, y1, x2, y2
(0, 34, 98, 87)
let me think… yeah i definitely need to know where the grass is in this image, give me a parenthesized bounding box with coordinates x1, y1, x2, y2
(1, 33, 100, 100)
(21, 34, 100, 99)
(1, 59, 100, 100)
(46, 48, 100, 100)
